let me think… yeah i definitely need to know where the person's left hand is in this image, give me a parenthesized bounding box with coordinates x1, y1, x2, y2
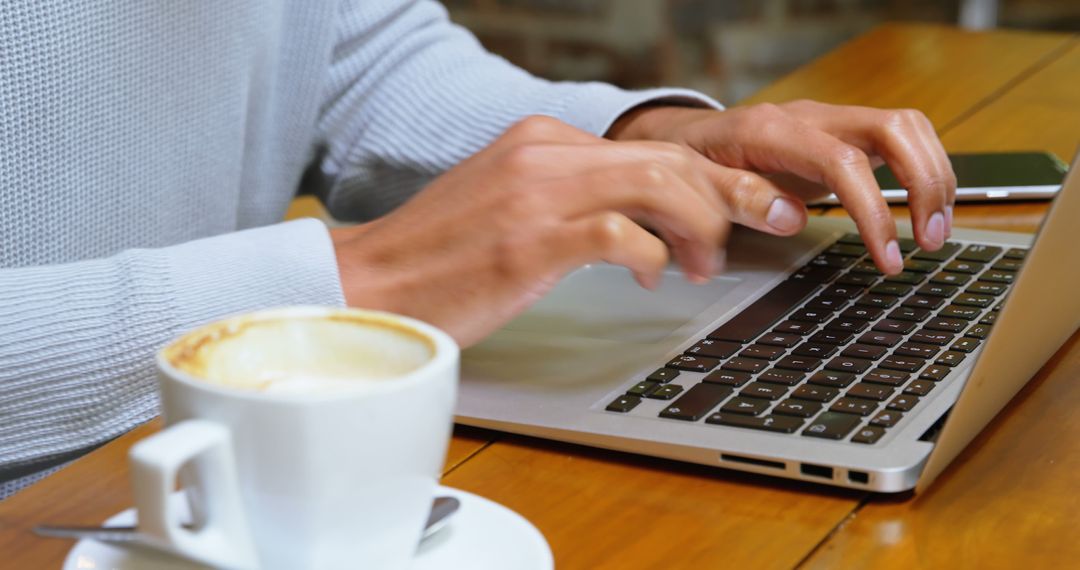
(607, 100, 957, 274)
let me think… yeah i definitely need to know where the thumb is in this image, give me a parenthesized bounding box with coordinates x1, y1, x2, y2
(701, 160, 809, 236)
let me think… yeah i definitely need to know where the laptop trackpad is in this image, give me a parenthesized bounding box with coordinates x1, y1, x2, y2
(501, 265, 742, 343)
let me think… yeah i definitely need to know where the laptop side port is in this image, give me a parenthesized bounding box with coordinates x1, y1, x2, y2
(720, 453, 785, 470)
(847, 470, 870, 484)
(800, 463, 834, 479)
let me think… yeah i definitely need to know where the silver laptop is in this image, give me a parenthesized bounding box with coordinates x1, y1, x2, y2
(457, 155, 1079, 493)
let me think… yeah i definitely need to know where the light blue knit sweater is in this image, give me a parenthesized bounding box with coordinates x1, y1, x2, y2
(0, 1, 717, 497)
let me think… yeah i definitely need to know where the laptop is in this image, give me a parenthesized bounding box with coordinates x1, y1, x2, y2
(456, 154, 1079, 493)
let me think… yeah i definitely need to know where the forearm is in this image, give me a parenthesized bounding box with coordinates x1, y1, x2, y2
(0, 220, 343, 484)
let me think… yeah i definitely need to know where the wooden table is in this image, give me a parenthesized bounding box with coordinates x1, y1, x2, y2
(3, 23, 1078, 569)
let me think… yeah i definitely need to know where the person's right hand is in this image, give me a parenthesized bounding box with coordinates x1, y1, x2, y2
(330, 116, 734, 347)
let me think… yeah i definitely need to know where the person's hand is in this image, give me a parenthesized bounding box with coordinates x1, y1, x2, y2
(330, 116, 734, 346)
(607, 100, 957, 274)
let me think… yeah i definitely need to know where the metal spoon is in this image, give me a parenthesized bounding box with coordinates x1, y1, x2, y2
(35, 495, 460, 545)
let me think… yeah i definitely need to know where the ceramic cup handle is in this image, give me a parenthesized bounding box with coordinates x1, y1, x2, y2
(130, 419, 258, 569)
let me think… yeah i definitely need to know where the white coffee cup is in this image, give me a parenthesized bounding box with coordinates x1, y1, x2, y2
(130, 306, 459, 569)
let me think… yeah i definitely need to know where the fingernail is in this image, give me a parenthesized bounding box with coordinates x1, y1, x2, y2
(926, 211, 945, 249)
(766, 198, 804, 234)
(945, 206, 953, 237)
(885, 240, 903, 273)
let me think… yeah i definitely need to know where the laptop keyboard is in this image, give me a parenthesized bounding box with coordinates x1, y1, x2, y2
(604, 233, 1027, 445)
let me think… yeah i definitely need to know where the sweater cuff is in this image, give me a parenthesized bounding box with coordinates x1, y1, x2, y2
(160, 219, 346, 332)
(554, 84, 725, 138)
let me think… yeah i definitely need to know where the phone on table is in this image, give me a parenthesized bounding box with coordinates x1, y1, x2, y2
(814, 151, 1068, 205)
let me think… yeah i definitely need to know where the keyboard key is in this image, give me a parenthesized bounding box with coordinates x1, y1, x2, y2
(1003, 247, 1028, 260)
(809, 330, 854, 345)
(893, 342, 940, 359)
(823, 284, 865, 299)
(825, 318, 870, 334)
(757, 332, 803, 347)
(836, 273, 880, 287)
(790, 266, 842, 283)
(887, 395, 919, 411)
(703, 370, 752, 387)
(956, 244, 1001, 263)
(903, 380, 935, 396)
(806, 295, 848, 312)
(979, 270, 1015, 284)
(864, 369, 909, 386)
(852, 425, 886, 444)
(951, 338, 981, 353)
(628, 381, 660, 397)
(790, 308, 831, 323)
(992, 258, 1023, 272)
(830, 397, 878, 416)
(909, 329, 954, 346)
(685, 339, 741, 359)
(850, 261, 882, 275)
(647, 368, 680, 383)
(873, 319, 917, 334)
(841, 344, 888, 360)
(666, 354, 720, 372)
(884, 271, 927, 285)
(773, 399, 822, 418)
(846, 383, 894, 401)
(965, 323, 992, 339)
(809, 254, 857, 269)
(966, 281, 1007, 296)
(870, 410, 903, 427)
(758, 368, 806, 386)
(938, 305, 982, 321)
(880, 355, 925, 372)
(936, 351, 966, 367)
(840, 305, 884, 321)
(887, 307, 931, 322)
(792, 384, 840, 402)
(870, 283, 913, 296)
(793, 342, 839, 359)
(708, 280, 820, 342)
(808, 371, 856, 388)
(903, 259, 939, 273)
(722, 357, 769, 374)
(930, 272, 972, 286)
(912, 242, 961, 262)
(825, 356, 872, 374)
(919, 365, 950, 381)
(773, 320, 817, 335)
(826, 243, 867, 257)
(918, 283, 959, 298)
(775, 355, 821, 372)
(979, 312, 999, 325)
(855, 294, 897, 308)
(943, 260, 983, 274)
(741, 382, 790, 401)
(706, 413, 804, 433)
(953, 292, 994, 311)
(903, 295, 946, 310)
(739, 344, 786, 361)
(659, 383, 733, 421)
(924, 317, 967, 333)
(803, 412, 861, 439)
(897, 238, 918, 253)
(858, 331, 903, 347)
(647, 384, 685, 400)
(721, 396, 770, 415)
(606, 394, 642, 413)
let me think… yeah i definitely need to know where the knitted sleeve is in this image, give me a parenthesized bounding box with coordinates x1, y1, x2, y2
(0, 220, 344, 496)
(308, 0, 723, 221)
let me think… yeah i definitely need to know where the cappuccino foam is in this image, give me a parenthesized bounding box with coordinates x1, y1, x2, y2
(168, 315, 435, 393)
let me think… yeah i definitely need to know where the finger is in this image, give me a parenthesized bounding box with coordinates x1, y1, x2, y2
(739, 111, 903, 274)
(544, 212, 671, 289)
(784, 102, 956, 246)
(538, 161, 728, 278)
(696, 157, 809, 236)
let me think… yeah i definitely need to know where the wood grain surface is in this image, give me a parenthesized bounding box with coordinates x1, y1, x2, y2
(2, 23, 1078, 570)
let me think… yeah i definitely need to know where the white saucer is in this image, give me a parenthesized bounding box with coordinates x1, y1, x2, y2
(63, 485, 553, 570)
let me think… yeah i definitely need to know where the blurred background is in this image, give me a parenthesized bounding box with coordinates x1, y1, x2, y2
(441, 0, 1080, 103)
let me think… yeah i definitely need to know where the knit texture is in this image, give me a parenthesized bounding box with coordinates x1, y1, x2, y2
(0, 0, 720, 498)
